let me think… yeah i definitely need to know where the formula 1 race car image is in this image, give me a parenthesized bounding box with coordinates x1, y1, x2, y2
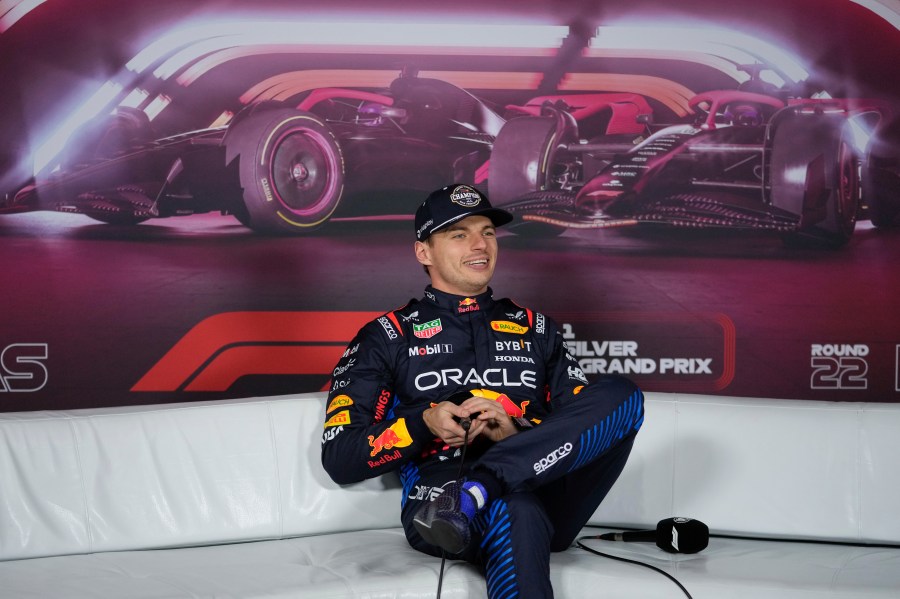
(487, 87, 900, 247)
(0, 74, 501, 234)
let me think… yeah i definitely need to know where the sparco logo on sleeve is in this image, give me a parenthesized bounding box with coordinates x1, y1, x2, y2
(534, 442, 573, 474)
(535, 312, 545, 335)
(378, 316, 398, 339)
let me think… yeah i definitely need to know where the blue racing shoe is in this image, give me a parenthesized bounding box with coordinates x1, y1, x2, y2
(412, 480, 475, 555)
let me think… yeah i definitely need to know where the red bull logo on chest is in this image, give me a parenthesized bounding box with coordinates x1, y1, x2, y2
(458, 297, 480, 314)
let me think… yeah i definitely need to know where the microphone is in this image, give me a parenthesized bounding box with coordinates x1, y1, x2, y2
(597, 518, 709, 554)
(457, 417, 471, 431)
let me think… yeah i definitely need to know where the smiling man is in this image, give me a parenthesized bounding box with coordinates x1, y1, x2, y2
(414, 193, 503, 296)
(321, 184, 644, 598)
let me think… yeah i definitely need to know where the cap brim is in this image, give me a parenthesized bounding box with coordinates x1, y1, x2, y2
(481, 207, 515, 228)
(430, 207, 514, 236)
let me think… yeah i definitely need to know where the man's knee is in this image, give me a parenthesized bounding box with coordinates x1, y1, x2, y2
(582, 374, 644, 433)
(591, 373, 641, 399)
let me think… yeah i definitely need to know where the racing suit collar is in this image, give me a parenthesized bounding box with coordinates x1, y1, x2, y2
(423, 285, 495, 314)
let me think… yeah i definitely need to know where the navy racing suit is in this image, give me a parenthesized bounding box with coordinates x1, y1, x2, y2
(321, 286, 644, 598)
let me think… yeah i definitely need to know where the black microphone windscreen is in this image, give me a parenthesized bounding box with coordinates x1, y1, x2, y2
(655, 517, 709, 554)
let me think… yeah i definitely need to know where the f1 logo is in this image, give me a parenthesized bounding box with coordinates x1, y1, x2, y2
(132, 312, 378, 392)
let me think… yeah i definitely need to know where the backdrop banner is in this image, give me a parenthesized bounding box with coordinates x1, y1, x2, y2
(1, 0, 899, 411)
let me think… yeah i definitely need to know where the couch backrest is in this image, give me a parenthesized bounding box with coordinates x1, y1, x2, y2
(1, 392, 898, 561)
(0, 393, 398, 561)
(592, 394, 900, 545)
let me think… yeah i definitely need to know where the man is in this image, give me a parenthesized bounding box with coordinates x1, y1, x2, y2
(321, 184, 643, 598)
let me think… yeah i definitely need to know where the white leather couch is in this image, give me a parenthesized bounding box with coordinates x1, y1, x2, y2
(1, 392, 898, 598)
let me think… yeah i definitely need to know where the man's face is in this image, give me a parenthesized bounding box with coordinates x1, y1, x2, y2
(415, 215, 498, 296)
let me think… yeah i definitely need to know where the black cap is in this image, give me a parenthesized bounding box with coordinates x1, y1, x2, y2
(414, 184, 513, 241)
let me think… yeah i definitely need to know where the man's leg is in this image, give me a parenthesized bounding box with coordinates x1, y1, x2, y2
(402, 460, 558, 598)
(408, 376, 643, 597)
(474, 492, 554, 599)
(400, 461, 463, 558)
(467, 375, 643, 500)
(536, 430, 638, 551)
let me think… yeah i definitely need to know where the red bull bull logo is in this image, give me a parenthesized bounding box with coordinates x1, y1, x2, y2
(470, 388, 529, 418)
(368, 418, 413, 456)
(495, 393, 529, 418)
(458, 297, 480, 314)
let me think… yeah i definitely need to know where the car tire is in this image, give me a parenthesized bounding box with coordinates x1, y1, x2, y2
(224, 107, 344, 235)
(488, 112, 576, 237)
(769, 113, 859, 248)
(489, 109, 576, 207)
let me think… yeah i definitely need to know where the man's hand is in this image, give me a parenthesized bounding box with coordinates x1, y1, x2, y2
(459, 396, 518, 443)
(422, 401, 473, 447)
(422, 396, 519, 447)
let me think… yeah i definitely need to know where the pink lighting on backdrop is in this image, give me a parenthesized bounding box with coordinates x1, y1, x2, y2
(0, 0, 47, 33)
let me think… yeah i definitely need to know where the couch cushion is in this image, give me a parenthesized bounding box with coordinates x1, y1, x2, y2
(561, 532, 900, 599)
(4, 392, 900, 562)
(2, 392, 900, 597)
(1, 528, 898, 599)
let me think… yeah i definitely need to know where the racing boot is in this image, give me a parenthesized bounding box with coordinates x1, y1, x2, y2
(412, 480, 485, 555)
